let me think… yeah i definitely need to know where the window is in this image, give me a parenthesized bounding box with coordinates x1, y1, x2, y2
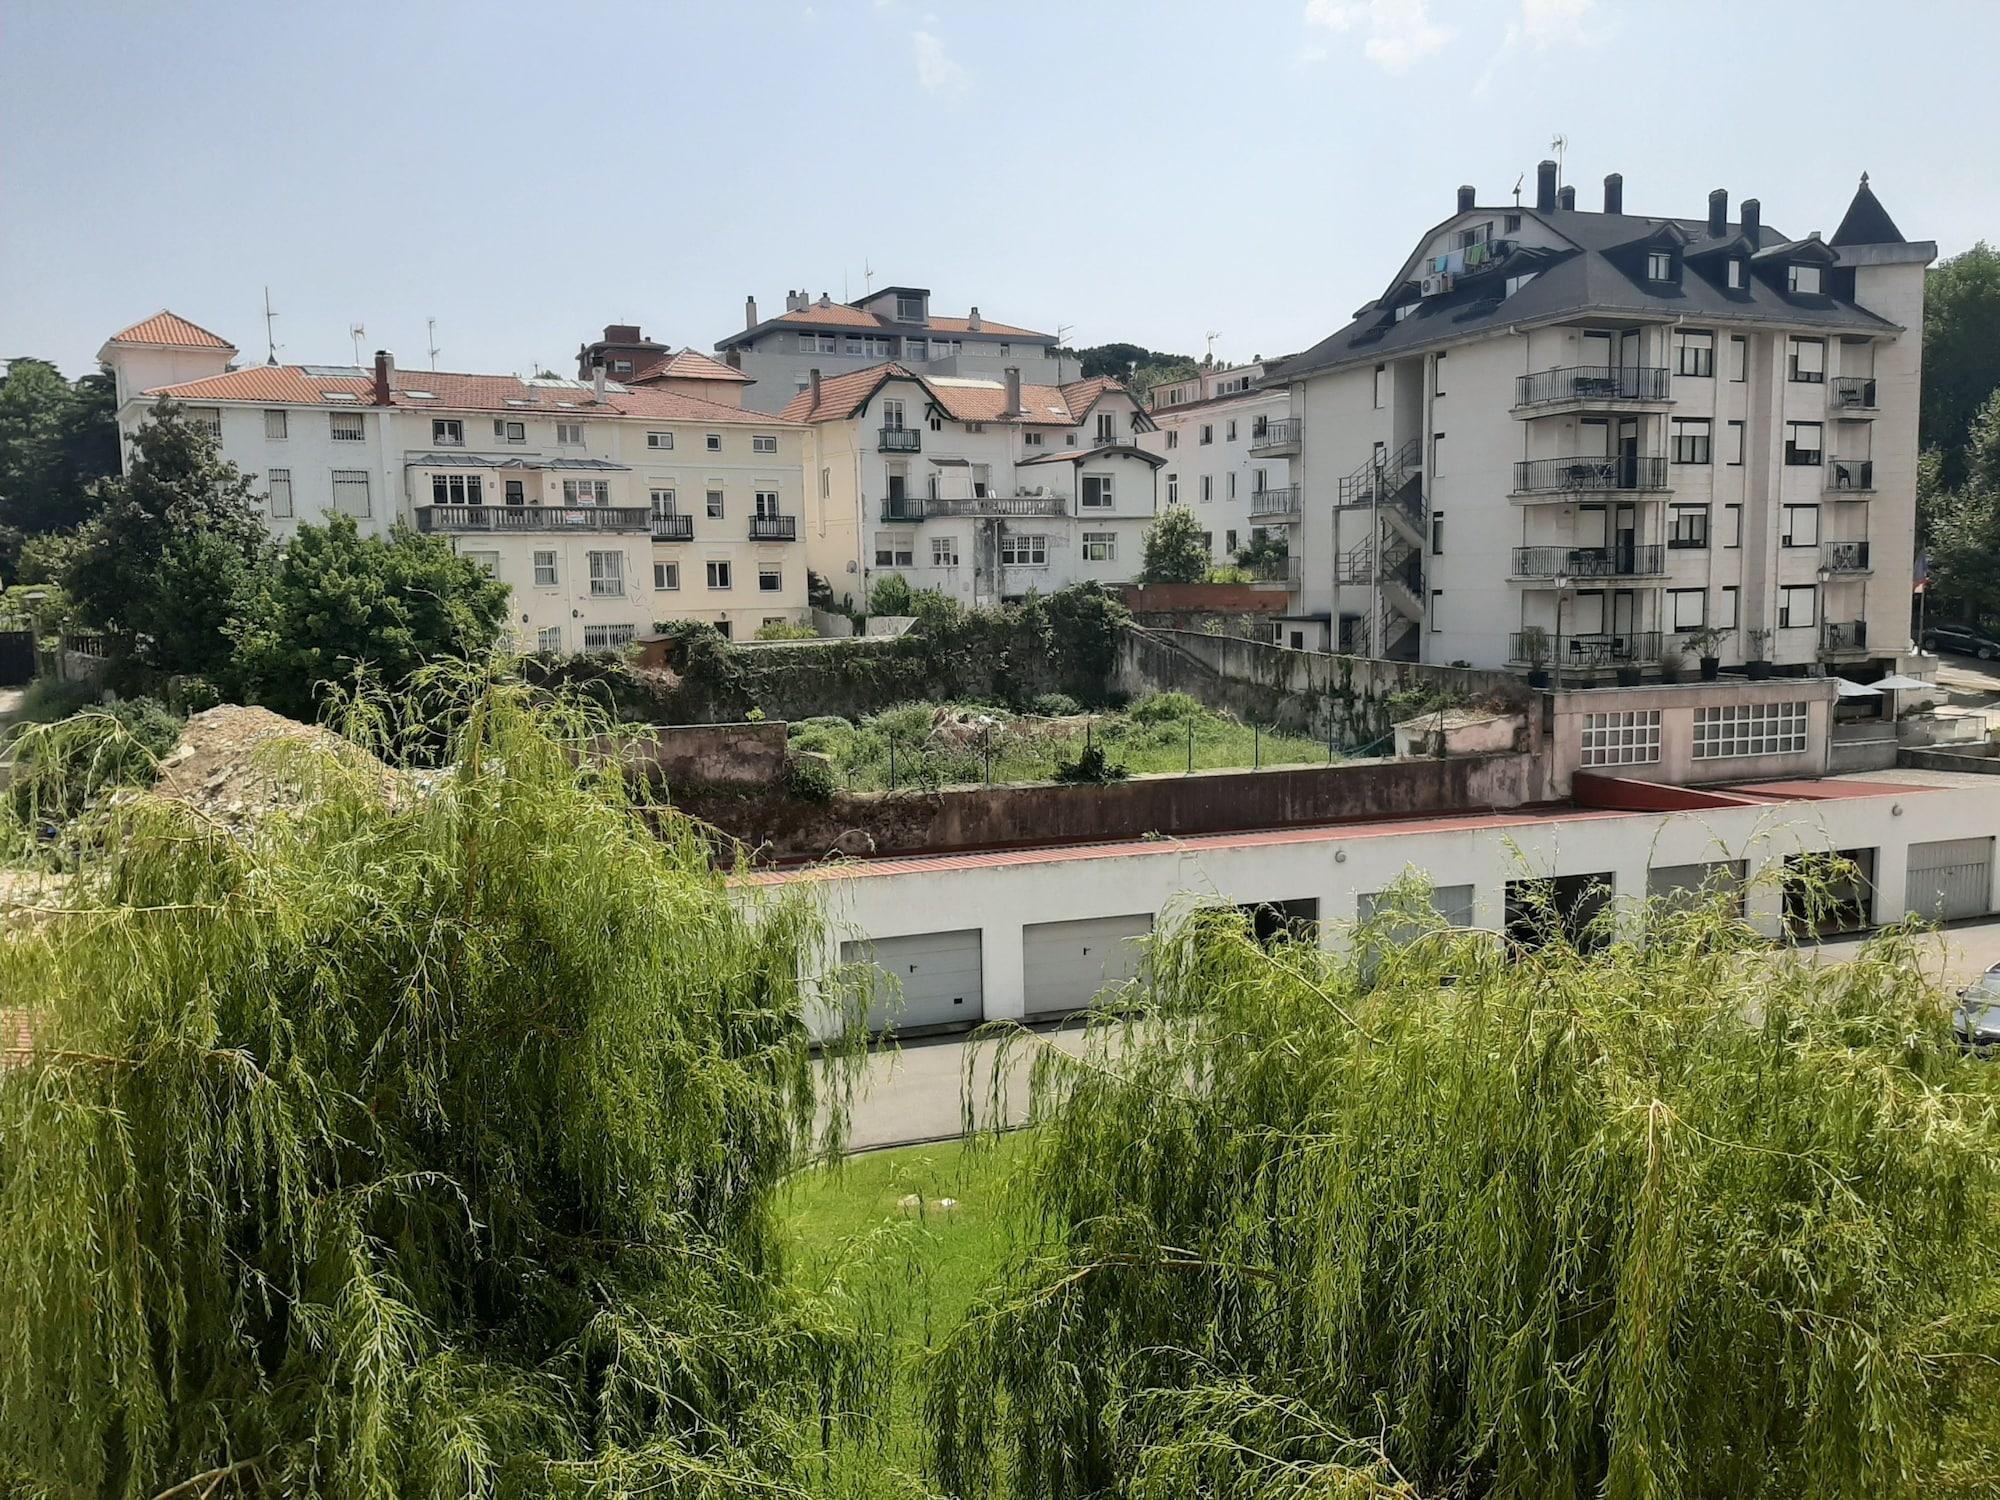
(1671, 417, 1712, 464)
(819, 467, 830, 498)
(1225, 419, 1238, 442)
(1432, 431, 1445, 475)
(881, 398, 906, 430)
(704, 433, 722, 453)
(533, 550, 558, 586)
(1023, 430, 1044, 448)
(1199, 475, 1212, 503)
(1429, 590, 1443, 630)
(331, 469, 371, 516)
(1779, 585, 1817, 629)
(1430, 511, 1444, 554)
(1096, 413, 1116, 443)
(798, 332, 837, 353)
(1199, 423, 1213, 445)
(896, 293, 924, 322)
(267, 469, 293, 518)
(1728, 336, 1747, 382)
(1669, 588, 1707, 631)
(1165, 429, 1178, 450)
(463, 550, 500, 577)
(1227, 472, 1237, 500)
(1082, 532, 1116, 562)
(494, 419, 526, 443)
(1726, 258, 1746, 290)
(873, 532, 914, 566)
(431, 473, 484, 505)
(1694, 701, 1809, 759)
(583, 623, 636, 651)
(1788, 263, 1823, 295)
(706, 560, 732, 589)
(649, 487, 677, 515)
(654, 561, 679, 591)
(647, 431, 674, 450)
(753, 434, 778, 454)
(1723, 504, 1742, 547)
(1224, 529, 1238, 554)
(536, 626, 563, 653)
(432, 418, 463, 446)
(1000, 533, 1048, 567)
(1504, 271, 1539, 297)
(1166, 473, 1179, 505)
(1676, 329, 1714, 378)
(1647, 251, 1674, 281)
(264, 409, 288, 440)
(1669, 504, 1709, 548)
(330, 411, 364, 442)
(556, 421, 583, 445)
(562, 478, 609, 506)
(181, 406, 222, 437)
(505, 479, 525, 505)
(1788, 337, 1826, 384)
(1781, 504, 1819, 547)
(586, 550, 624, 596)
(998, 343, 1011, 357)
(905, 338, 927, 361)
(749, 491, 779, 520)
(611, 359, 633, 375)
(1718, 586, 1739, 628)
(1081, 475, 1113, 509)
(1581, 710, 1661, 767)
(1373, 365, 1387, 408)
(1434, 352, 1446, 396)
(932, 536, 959, 567)
(1785, 422, 1823, 466)
(759, 566, 782, 592)
(706, 490, 725, 518)
(1725, 420, 1745, 465)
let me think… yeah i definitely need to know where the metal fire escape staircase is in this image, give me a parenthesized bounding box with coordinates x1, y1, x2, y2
(1334, 440, 1425, 659)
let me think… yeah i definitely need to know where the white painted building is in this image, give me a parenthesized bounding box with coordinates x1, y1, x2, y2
(1138, 361, 1296, 579)
(783, 363, 1163, 610)
(1262, 169, 1932, 678)
(99, 315, 813, 647)
(717, 285, 1073, 415)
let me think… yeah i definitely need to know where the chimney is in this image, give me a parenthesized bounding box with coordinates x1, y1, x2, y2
(745, 295, 758, 329)
(967, 305, 982, 331)
(1457, 184, 1475, 212)
(817, 292, 831, 308)
(1741, 198, 1761, 242)
(592, 360, 607, 403)
(1708, 188, 1728, 238)
(1535, 160, 1557, 211)
(808, 367, 821, 413)
(373, 349, 393, 406)
(1557, 185, 1576, 211)
(1002, 366, 1022, 418)
(1603, 172, 1623, 214)
(725, 347, 743, 370)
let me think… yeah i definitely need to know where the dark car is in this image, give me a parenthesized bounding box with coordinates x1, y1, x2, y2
(1923, 624, 2000, 661)
(1954, 962, 2000, 1053)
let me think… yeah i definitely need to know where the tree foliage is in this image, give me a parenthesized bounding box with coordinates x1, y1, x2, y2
(1923, 241, 2000, 494)
(1923, 390, 2000, 624)
(1141, 506, 1210, 583)
(926, 884, 2000, 1500)
(0, 357, 120, 575)
(0, 669, 879, 1498)
(1062, 343, 1200, 394)
(233, 514, 510, 720)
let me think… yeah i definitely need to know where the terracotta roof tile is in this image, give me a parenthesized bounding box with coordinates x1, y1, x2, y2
(628, 348, 752, 385)
(778, 362, 1141, 429)
(723, 302, 1049, 346)
(107, 311, 237, 350)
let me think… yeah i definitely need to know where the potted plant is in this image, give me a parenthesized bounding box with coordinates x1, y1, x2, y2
(1744, 626, 1773, 681)
(1656, 639, 1685, 684)
(1518, 625, 1552, 688)
(1683, 624, 1726, 681)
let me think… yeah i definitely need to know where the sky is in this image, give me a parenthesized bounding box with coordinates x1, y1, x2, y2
(4, 0, 1997, 382)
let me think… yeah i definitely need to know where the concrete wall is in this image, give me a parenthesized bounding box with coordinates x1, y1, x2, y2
(1116, 582, 1290, 616)
(1542, 678, 1836, 796)
(625, 720, 789, 788)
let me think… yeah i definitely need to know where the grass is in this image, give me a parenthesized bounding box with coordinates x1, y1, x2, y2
(786, 691, 1339, 792)
(785, 1133, 1027, 1498)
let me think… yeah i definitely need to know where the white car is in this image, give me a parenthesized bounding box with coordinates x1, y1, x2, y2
(1954, 962, 2000, 1051)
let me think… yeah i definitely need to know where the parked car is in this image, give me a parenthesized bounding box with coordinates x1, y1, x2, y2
(1922, 624, 2000, 660)
(1954, 962, 2000, 1052)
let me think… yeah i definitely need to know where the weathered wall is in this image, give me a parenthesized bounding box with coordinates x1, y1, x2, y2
(1115, 582, 1289, 616)
(676, 751, 1542, 864)
(1900, 745, 2000, 775)
(1117, 628, 1533, 750)
(625, 720, 789, 787)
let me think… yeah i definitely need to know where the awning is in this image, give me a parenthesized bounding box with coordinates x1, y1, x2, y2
(407, 452, 491, 467)
(929, 456, 971, 466)
(1834, 679, 1882, 698)
(1872, 673, 1930, 691)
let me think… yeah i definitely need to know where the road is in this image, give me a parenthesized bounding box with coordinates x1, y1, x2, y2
(834, 916, 2000, 1151)
(1925, 649, 2000, 733)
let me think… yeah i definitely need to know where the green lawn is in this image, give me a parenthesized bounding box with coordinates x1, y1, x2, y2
(785, 1134, 1028, 1498)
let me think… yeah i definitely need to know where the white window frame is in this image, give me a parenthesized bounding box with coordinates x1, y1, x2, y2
(932, 536, 959, 567)
(1788, 263, 1823, 295)
(562, 478, 610, 506)
(704, 433, 722, 452)
(556, 421, 584, 445)
(1081, 532, 1116, 562)
(267, 468, 293, 518)
(1581, 710, 1661, 767)
(758, 565, 783, 593)
(1647, 251, 1673, 281)
(1000, 533, 1048, 567)
(654, 561, 680, 591)
(1785, 422, 1823, 466)
(752, 434, 778, 454)
(754, 490, 781, 518)
(706, 490, 725, 518)
(329, 411, 364, 442)
(583, 623, 637, 652)
(1693, 702, 1809, 760)
(1781, 504, 1819, 548)
(331, 468, 371, 516)
(536, 626, 563, 653)
(263, 409, 288, 440)
(432, 418, 463, 447)
(463, 549, 500, 577)
(1671, 417, 1712, 465)
(1668, 588, 1707, 631)
(1778, 585, 1818, 630)
(533, 549, 558, 587)
(1081, 475, 1114, 509)
(1788, 337, 1826, 384)
(586, 550, 625, 597)
(874, 531, 914, 567)
(494, 419, 526, 443)
(706, 560, 733, 589)
(647, 431, 674, 450)
(1675, 329, 1714, 378)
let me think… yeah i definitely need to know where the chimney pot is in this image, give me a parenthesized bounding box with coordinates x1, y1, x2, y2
(818, 292, 831, 307)
(1535, 159, 1558, 211)
(745, 295, 758, 329)
(1557, 185, 1576, 211)
(592, 360, 607, 403)
(808, 367, 822, 412)
(1457, 184, 1475, 212)
(1741, 197, 1761, 241)
(968, 305, 982, 331)
(373, 349, 393, 406)
(1708, 188, 1729, 238)
(1002, 366, 1022, 417)
(1603, 172, 1623, 214)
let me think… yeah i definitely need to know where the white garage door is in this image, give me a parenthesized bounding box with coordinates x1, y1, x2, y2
(1022, 914, 1153, 1020)
(1905, 837, 1994, 923)
(841, 929, 983, 1033)
(1647, 861, 1746, 912)
(1357, 883, 1475, 932)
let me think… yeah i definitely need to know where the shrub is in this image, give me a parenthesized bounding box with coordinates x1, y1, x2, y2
(783, 753, 839, 804)
(7, 697, 183, 827)
(866, 573, 916, 617)
(1030, 692, 1084, 717)
(1127, 691, 1209, 725)
(1051, 741, 1129, 784)
(754, 620, 819, 641)
(14, 676, 99, 725)
(174, 676, 222, 713)
(862, 702, 939, 743)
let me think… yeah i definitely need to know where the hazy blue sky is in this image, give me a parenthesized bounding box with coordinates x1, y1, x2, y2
(5, 0, 1995, 380)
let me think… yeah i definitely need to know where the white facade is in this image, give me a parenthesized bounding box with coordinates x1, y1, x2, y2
(1139, 362, 1295, 576)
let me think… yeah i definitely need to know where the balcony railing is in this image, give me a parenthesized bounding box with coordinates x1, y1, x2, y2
(650, 513, 693, 541)
(1248, 555, 1300, 583)
(926, 494, 1069, 517)
(1249, 485, 1302, 519)
(878, 427, 921, 452)
(1511, 544, 1665, 579)
(1820, 620, 1869, 654)
(1248, 417, 1303, 453)
(1512, 455, 1669, 494)
(748, 514, 798, 541)
(1822, 540, 1871, 574)
(1509, 630, 1663, 669)
(1829, 377, 1878, 412)
(880, 497, 927, 523)
(415, 504, 650, 534)
(1825, 459, 1875, 494)
(1514, 365, 1672, 409)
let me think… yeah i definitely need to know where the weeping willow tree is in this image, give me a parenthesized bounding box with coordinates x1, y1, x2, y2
(0, 667, 879, 1498)
(928, 879, 2000, 1500)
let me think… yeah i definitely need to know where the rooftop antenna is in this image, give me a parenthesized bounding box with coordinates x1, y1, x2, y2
(1511, 173, 1524, 206)
(1204, 330, 1222, 363)
(261, 286, 280, 366)
(864, 260, 875, 293)
(349, 322, 366, 365)
(1550, 133, 1568, 192)
(426, 317, 441, 371)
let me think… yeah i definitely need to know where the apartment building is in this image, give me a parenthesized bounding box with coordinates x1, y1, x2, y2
(99, 316, 812, 648)
(718, 285, 1072, 414)
(1262, 169, 1931, 676)
(782, 363, 1162, 609)
(1139, 361, 1295, 579)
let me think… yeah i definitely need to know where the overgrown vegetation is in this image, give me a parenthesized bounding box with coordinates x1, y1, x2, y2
(5, 695, 185, 828)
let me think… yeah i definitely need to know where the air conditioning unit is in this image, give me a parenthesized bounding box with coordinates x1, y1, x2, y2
(1421, 273, 1454, 298)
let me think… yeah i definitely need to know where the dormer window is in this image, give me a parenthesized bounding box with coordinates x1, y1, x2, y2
(1646, 251, 1674, 282)
(895, 294, 924, 322)
(1725, 259, 1746, 290)
(1393, 303, 1416, 321)
(1788, 263, 1823, 295)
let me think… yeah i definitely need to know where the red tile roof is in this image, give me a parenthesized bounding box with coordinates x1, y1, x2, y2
(722, 302, 1048, 346)
(106, 311, 236, 350)
(628, 348, 752, 385)
(143, 366, 798, 425)
(778, 362, 1140, 429)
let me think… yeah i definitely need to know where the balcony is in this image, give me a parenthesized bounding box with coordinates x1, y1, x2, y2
(1825, 459, 1875, 495)
(880, 497, 927, 523)
(879, 426, 921, 453)
(1508, 630, 1662, 670)
(1248, 555, 1301, 583)
(1248, 417, 1302, 456)
(1513, 365, 1672, 413)
(415, 504, 650, 534)
(1511, 455, 1669, 497)
(1249, 485, 1302, 520)
(1829, 377, 1878, 415)
(926, 494, 1069, 517)
(1510, 544, 1665, 581)
(749, 514, 798, 541)
(1822, 540, 1872, 575)
(650, 513, 693, 541)
(1820, 620, 1869, 656)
